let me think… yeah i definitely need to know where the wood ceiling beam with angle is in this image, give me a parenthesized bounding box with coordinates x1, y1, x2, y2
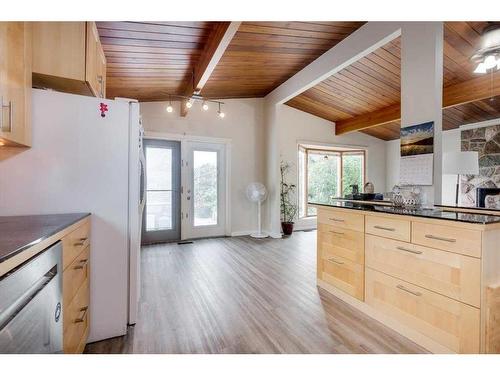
(180, 22, 241, 116)
(335, 70, 500, 135)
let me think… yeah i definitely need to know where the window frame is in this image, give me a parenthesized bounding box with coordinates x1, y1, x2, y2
(298, 146, 366, 218)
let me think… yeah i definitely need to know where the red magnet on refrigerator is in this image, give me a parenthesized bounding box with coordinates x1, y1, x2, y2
(100, 103, 108, 118)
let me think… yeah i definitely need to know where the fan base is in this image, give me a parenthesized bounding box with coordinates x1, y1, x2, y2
(250, 233, 269, 239)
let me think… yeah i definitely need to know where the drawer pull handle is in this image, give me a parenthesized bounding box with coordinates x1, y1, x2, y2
(374, 225, 395, 232)
(424, 234, 456, 243)
(397, 284, 422, 297)
(329, 218, 345, 222)
(73, 258, 89, 270)
(329, 230, 344, 235)
(327, 258, 344, 265)
(396, 246, 423, 255)
(75, 237, 88, 246)
(74, 306, 89, 323)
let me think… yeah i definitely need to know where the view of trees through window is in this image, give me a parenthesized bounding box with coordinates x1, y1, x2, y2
(298, 146, 365, 217)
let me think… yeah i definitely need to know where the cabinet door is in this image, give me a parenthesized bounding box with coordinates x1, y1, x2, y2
(85, 22, 101, 98)
(0, 22, 32, 147)
(96, 41, 106, 98)
(32, 22, 86, 80)
(365, 268, 480, 353)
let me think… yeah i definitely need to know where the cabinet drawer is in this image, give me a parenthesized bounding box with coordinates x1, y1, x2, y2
(365, 234, 480, 307)
(320, 254, 364, 300)
(412, 221, 481, 258)
(365, 268, 480, 353)
(318, 223, 364, 264)
(317, 209, 364, 232)
(63, 278, 89, 354)
(63, 246, 90, 308)
(365, 215, 410, 242)
(62, 220, 90, 270)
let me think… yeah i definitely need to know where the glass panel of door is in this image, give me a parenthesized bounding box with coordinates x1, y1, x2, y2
(141, 139, 181, 244)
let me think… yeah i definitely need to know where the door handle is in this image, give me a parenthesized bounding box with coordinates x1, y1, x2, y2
(396, 246, 423, 255)
(73, 259, 89, 270)
(424, 234, 456, 243)
(97, 75, 103, 98)
(374, 225, 396, 232)
(74, 306, 89, 323)
(1, 98, 13, 133)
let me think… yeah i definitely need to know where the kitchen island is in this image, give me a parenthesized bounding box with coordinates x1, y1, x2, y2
(310, 201, 500, 354)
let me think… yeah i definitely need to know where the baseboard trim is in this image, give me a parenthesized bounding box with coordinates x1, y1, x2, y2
(231, 230, 252, 237)
(317, 279, 453, 354)
(231, 230, 282, 239)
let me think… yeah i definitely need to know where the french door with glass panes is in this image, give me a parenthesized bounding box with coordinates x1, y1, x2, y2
(182, 141, 226, 239)
(141, 139, 181, 244)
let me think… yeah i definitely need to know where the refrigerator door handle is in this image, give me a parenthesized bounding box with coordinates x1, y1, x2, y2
(139, 152, 146, 211)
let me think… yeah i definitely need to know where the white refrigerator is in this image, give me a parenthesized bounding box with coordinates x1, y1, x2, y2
(0, 89, 143, 343)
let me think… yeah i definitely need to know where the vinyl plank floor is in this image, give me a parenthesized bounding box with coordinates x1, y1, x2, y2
(84, 231, 427, 354)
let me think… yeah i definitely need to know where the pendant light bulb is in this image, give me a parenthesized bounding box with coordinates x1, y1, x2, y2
(166, 96, 173, 113)
(474, 62, 487, 74)
(186, 100, 192, 109)
(217, 102, 225, 118)
(202, 101, 209, 111)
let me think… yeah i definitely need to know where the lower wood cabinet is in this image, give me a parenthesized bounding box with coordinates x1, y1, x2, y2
(365, 268, 480, 354)
(61, 217, 91, 354)
(317, 214, 365, 301)
(320, 255, 364, 300)
(318, 223, 364, 264)
(365, 234, 481, 307)
(314, 204, 500, 353)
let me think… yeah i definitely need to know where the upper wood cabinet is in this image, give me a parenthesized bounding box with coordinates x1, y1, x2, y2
(0, 22, 32, 147)
(32, 22, 106, 99)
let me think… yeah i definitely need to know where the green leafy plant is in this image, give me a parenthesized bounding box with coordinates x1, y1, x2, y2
(280, 161, 298, 223)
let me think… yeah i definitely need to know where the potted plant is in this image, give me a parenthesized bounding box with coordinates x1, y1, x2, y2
(280, 161, 298, 236)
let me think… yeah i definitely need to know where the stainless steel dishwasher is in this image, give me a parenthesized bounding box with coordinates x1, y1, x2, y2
(0, 241, 63, 353)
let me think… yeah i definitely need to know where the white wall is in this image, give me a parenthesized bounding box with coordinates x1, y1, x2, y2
(270, 104, 388, 232)
(139, 99, 265, 236)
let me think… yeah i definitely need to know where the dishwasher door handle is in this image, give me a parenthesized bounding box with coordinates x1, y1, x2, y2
(0, 266, 58, 331)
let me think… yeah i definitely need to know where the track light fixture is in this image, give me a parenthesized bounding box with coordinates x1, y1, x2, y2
(164, 93, 226, 118)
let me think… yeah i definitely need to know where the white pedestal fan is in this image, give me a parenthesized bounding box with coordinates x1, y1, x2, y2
(246, 182, 269, 238)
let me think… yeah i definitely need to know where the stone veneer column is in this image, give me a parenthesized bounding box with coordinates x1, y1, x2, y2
(401, 22, 444, 204)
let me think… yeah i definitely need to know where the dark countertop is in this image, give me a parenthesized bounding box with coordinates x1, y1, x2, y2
(310, 201, 500, 225)
(0, 213, 90, 263)
(435, 204, 500, 212)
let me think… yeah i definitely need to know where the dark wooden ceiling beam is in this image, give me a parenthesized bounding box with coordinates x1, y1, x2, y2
(180, 22, 240, 116)
(335, 70, 500, 135)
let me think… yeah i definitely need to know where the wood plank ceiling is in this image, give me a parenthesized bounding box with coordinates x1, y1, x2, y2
(97, 21, 365, 101)
(96, 21, 498, 140)
(96, 22, 216, 101)
(200, 22, 366, 98)
(286, 22, 499, 141)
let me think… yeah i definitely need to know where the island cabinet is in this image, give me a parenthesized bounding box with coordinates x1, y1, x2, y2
(315, 204, 500, 354)
(0, 22, 32, 147)
(32, 22, 106, 99)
